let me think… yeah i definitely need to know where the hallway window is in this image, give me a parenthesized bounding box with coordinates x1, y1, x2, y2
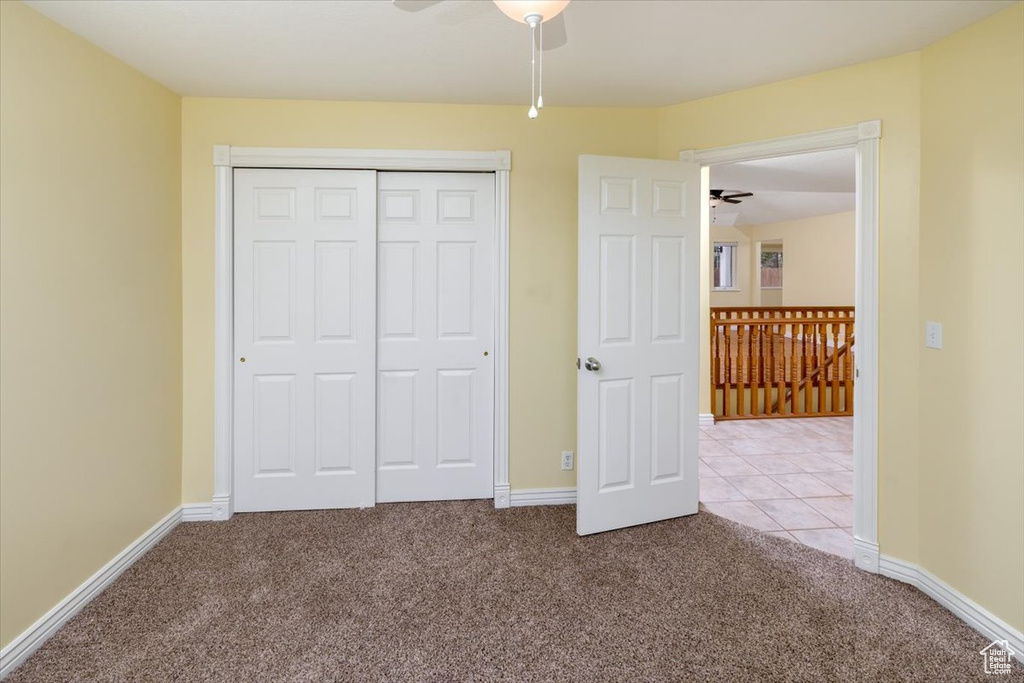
(713, 242, 738, 290)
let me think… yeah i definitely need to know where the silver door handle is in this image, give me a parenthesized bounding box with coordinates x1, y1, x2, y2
(584, 357, 601, 372)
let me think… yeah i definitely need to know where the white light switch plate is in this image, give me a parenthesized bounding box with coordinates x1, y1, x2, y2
(925, 322, 943, 349)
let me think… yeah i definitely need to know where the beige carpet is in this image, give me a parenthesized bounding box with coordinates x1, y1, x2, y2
(7, 502, 1022, 682)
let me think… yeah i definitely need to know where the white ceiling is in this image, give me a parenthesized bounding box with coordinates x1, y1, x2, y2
(24, 0, 1014, 107)
(710, 148, 856, 226)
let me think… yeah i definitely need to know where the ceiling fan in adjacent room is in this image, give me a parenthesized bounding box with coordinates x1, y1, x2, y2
(709, 189, 754, 207)
(393, 0, 571, 119)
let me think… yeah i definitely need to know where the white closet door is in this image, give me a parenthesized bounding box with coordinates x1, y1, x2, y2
(234, 169, 377, 512)
(376, 172, 495, 502)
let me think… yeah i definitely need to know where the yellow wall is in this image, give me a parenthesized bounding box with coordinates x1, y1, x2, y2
(0, 2, 182, 648)
(709, 211, 855, 308)
(180, 99, 659, 500)
(657, 53, 924, 560)
(918, 3, 1024, 632)
(745, 211, 856, 307)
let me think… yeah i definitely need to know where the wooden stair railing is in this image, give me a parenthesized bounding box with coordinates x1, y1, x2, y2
(771, 334, 855, 412)
(711, 306, 855, 421)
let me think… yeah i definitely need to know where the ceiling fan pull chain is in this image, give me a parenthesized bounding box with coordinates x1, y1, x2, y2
(528, 18, 538, 119)
(538, 20, 544, 109)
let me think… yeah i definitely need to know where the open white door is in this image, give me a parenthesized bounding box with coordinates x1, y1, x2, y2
(577, 155, 701, 535)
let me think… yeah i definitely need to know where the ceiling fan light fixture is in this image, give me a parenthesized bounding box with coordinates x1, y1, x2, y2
(493, 0, 570, 23)
(495, 1, 569, 119)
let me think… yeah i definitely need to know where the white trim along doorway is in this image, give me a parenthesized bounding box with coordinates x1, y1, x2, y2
(681, 120, 882, 573)
(211, 147, 512, 519)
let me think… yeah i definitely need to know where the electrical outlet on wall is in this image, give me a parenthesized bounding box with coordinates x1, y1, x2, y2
(925, 321, 943, 349)
(561, 451, 574, 471)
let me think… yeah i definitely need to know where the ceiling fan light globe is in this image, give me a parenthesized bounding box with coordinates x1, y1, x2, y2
(493, 0, 570, 24)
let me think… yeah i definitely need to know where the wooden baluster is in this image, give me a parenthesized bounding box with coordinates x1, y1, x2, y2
(809, 322, 817, 413)
(791, 323, 801, 415)
(845, 321, 855, 413)
(831, 322, 841, 414)
(723, 324, 732, 418)
(809, 320, 817, 414)
(766, 324, 775, 416)
(741, 325, 749, 417)
(751, 324, 761, 416)
(818, 322, 827, 413)
(711, 318, 718, 418)
(776, 325, 786, 416)
(800, 320, 808, 414)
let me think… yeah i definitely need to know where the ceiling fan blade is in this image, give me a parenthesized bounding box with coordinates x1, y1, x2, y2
(392, 0, 443, 12)
(436, 0, 495, 25)
(541, 13, 568, 51)
(723, 198, 743, 204)
(724, 192, 753, 199)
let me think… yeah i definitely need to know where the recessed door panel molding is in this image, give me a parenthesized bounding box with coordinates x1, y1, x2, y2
(314, 241, 356, 342)
(651, 236, 685, 343)
(234, 168, 377, 512)
(437, 241, 476, 339)
(377, 172, 495, 502)
(578, 156, 701, 536)
(652, 180, 686, 218)
(437, 369, 475, 466)
(380, 190, 420, 222)
(599, 235, 635, 346)
(315, 188, 357, 221)
(437, 191, 476, 223)
(598, 378, 634, 491)
(650, 373, 684, 484)
(253, 374, 296, 476)
(379, 242, 419, 339)
(600, 177, 636, 215)
(378, 370, 418, 469)
(253, 241, 296, 343)
(255, 188, 295, 221)
(314, 373, 356, 474)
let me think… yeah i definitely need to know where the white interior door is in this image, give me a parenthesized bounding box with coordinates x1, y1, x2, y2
(577, 155, 701, 535)
(376, 172, 495, 502)
(234, 169, 377, 512)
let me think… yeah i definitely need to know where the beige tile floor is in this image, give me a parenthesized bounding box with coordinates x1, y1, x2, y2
(699, 416, 854, 559)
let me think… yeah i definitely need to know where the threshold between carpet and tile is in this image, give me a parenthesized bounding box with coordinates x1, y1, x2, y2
(7, 501, 1021, 682)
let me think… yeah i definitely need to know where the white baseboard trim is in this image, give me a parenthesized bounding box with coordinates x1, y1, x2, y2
(510, 487, 577, 507)
(181, 503, 215, 522)
(493, 484, 510, 509)
(211, 494, 232, 521)
(879, 555, 1023, 662)
(699, 413, 715, 428)
(0, 507, 182, 678)
(854, 538, 880, 573)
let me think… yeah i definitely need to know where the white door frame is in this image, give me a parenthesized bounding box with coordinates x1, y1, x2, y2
(211, 146, 513, 520)
(681, 120, 882, 573)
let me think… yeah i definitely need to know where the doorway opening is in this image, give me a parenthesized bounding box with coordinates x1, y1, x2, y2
(681, 123, 881, 571)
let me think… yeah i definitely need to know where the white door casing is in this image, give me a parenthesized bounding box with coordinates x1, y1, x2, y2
(376, 173, 495, 502)
(577, 156, 702, 536)
(233, 169, 377, 512)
